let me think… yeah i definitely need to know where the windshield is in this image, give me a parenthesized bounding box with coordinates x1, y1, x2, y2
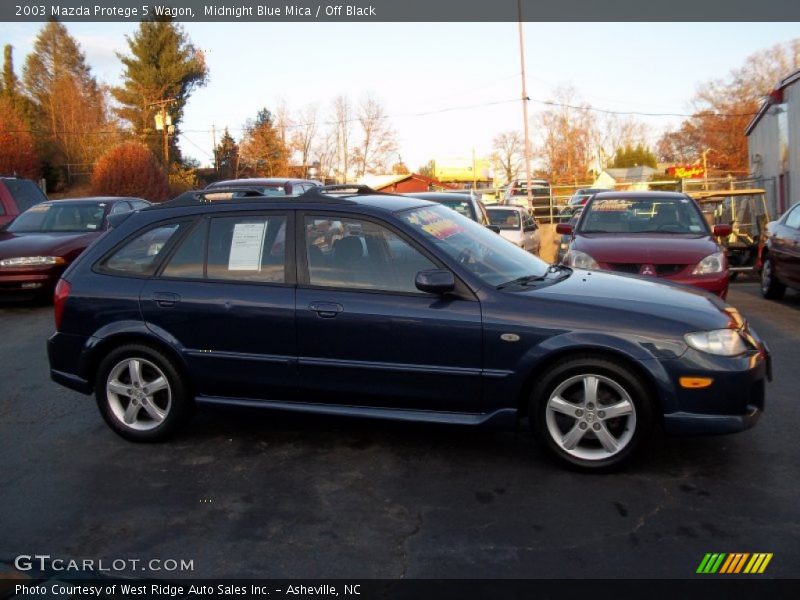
(578, 197, 709, 234)
(7, 202, 107, 233)
(437, 199, 477, 221)
(487, 208, 521, 229)
(399, 204, 549, 287)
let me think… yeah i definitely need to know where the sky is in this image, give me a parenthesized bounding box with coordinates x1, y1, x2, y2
(2, 21, 798, 172)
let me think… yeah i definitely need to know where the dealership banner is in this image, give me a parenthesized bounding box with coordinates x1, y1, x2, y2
(3, 0, 800, 22)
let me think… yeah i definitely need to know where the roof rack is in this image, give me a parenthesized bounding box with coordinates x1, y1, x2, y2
(148, 185, 365, 210)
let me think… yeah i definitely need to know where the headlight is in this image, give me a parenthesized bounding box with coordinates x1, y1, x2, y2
(565, 250, 599, 270)
(692, 251, 726, 275)
(685, 329, 747, 356)
(0, 256, 65, 267)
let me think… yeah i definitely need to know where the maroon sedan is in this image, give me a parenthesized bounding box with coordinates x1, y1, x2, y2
(557, 192, 732, 298)
(0, 197, 148, 299)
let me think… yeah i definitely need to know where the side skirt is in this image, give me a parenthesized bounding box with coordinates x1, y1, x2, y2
(195, 396, 518, 428)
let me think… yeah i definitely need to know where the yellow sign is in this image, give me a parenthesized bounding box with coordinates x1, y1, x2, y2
(434, 159, 491, 182)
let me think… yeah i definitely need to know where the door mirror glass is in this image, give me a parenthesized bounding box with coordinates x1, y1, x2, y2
(415, 269, 455, 295)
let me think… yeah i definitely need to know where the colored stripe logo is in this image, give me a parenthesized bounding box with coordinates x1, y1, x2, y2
(697, 553, 773, 574)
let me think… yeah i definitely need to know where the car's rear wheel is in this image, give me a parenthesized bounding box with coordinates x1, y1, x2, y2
(95, 344, 191, 442)
(530, 356, 654, 471)
(760, 256, 786, 300)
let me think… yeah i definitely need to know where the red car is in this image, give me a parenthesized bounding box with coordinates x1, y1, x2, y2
(0, 197, 148, 299)
(557, 192, 732, 298)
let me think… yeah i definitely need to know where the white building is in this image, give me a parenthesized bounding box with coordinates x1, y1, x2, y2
(746, 69, 800, 215)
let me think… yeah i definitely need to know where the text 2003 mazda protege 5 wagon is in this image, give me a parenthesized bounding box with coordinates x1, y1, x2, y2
(47, 187, 770, 470)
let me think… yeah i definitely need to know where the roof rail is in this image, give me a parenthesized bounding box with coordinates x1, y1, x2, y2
(317, 184, 378, 195)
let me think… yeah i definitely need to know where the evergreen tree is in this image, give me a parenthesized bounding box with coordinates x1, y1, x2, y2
(112, 19, 208, 165)
(214, 128, 240, 180)
(22, 22, 110, 187)
(610, 144, 658, 169)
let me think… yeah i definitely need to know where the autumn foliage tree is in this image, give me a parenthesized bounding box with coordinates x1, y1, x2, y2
(239, 108, 289, 177)
(657, 40, 799, 173)
(91, 142, 169, 201)
(0, 96, 40, 178)
(538, 86, 597, 184)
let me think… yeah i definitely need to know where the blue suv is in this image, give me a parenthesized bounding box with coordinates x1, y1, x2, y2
(47, 187, 770, 470)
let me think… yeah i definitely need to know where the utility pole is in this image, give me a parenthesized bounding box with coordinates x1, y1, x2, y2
(148, 98, 176, 168)
(211, 124, 218, 171)
(702, 148, 710, 191)
(517, 0, 533, 211)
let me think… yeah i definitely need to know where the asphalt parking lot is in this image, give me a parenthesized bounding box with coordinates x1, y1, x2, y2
(1, 282, 799, 579)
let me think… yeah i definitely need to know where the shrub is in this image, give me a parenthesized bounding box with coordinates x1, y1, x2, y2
(91, 142, 170, 202)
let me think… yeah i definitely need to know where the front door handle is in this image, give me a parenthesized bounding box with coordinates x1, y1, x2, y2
(153, 292, 181, 307)
(309, 301, 343, 318)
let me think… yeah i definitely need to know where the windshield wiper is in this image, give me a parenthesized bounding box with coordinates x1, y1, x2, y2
(496, 274, 547, 289)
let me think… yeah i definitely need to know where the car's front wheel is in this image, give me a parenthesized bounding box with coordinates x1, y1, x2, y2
(95, 344, 191, 442)
(760, 256, 786, 300)
(530, 356, 654, 471)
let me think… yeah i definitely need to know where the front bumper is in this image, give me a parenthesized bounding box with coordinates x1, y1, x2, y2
(0, 267, 61, 295)
(659, 344, 768, 436)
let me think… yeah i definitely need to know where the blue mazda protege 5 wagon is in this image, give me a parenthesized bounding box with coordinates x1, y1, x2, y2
(47, 186, 770, 470)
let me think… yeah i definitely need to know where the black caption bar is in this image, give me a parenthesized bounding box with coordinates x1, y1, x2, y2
(4, 579, 800, 600)
(3, 0, 800, 22)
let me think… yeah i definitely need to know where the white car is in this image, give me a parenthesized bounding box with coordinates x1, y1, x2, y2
(486, 205, 540, 255)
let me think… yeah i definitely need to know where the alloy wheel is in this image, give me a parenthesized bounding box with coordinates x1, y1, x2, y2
(105, 357, 172, 431)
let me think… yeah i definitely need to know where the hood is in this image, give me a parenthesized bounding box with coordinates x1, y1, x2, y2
(0, 231, 101, 261)
(572, 233, 719, 264)
(519, 269, 731, 333)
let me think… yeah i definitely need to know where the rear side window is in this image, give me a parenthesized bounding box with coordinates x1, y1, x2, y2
(3, 179, 47, 212)
(207, 215, 287, 283)
(162, 215, 288, 284)
(101, 223, 187, 276)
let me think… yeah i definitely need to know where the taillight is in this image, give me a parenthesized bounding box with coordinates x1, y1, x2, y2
(54, 278, 71, 331)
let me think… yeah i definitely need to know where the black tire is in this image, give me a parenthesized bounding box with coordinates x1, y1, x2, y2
(95, 344, 192, 442)
(529, 356, 654, 471)
(760, 256, 786, 300)
(729, 272, 740, 282)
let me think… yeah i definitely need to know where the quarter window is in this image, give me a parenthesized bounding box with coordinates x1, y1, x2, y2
(304, 216, 436, 293)
(102, 223, 186, 276)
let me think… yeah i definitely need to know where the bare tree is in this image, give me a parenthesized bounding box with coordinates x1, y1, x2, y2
(291, 102, 318, 178)
(491, 131, 523, 184)
(274, 98, 292, 150)
(537, 86, 597, 184)
(595, 115, 649, 169)
(313, 127, 337, 183)
(332, 95, 352, 183)
(353, 93, 397, 178)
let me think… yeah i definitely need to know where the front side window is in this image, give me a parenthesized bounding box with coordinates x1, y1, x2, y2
(304, 216, 436, 293)
(102, 223, 186, 276)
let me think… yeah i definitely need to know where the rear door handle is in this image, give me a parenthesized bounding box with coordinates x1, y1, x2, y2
(309, 301, 343, 318)
(153, 292, 181, 307)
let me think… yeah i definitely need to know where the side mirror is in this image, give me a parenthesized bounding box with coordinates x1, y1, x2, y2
(486, 224, 501, 234)
(713, 224, 732, 237)
(524, 224, 537, 232)
(415, 269, 455, 295)
(556, 223, 573, 235)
